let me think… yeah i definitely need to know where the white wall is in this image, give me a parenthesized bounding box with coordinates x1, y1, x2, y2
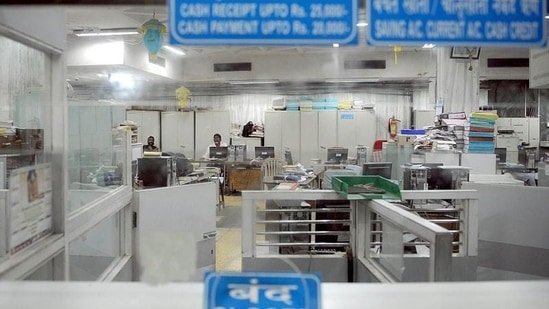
(182, 49, 437, 82)
(0, 7, 66, 51)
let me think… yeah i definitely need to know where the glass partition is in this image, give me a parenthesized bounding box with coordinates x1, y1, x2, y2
(67, 101, 128, 213)
(69, 213, 121, 281)
(0, 35, 50, 261)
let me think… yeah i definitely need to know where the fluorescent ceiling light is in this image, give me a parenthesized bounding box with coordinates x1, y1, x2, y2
(74, 28, 139, 37)
(356, 22, 368, 27)
(325, 78, 380, 83)
(422, 44, 436, 49)
(333, 43, 340, 48)
(162, 45, 186, 56)
(545, 15, 549, 19)
(229, 80, 279, 85)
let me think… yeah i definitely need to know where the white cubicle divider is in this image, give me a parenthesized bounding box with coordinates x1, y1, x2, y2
(461, 153, 496, 174)
(467, 174, 523, 185)
(462, 182, 549, 280)
(133, 182, 217, 282)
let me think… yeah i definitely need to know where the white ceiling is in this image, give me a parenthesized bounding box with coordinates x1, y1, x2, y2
(65, 5, 547, 99)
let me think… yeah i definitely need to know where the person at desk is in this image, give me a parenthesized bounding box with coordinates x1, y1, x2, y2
(201, 133, 228, 159)
(143, 136, 160, 152)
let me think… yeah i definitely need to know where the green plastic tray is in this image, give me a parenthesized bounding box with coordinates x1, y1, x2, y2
(332, 175, 402, 200)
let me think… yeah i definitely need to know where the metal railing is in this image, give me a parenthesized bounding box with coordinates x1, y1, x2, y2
(355, 189, 478, 282)
(241, 190, 348, 258)
(241, 189, 478, 282)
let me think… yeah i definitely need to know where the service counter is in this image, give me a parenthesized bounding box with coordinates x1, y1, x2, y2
(3, 280, 549, 309)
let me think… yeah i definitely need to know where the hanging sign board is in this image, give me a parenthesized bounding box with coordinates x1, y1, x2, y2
(204, 271, 321, 309)
(169, 0, 358, 45)
(367, 0, 547, 47)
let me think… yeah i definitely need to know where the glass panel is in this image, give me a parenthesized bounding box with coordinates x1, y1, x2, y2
(67, 101, 128, 213)
(69, 213, 121, 281)
(0, 35, 50, 260)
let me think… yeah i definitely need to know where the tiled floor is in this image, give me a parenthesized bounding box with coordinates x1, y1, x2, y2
(215, 194, 243, 272)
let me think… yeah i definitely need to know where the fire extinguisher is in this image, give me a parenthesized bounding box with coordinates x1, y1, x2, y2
(388, 116, 400, 138)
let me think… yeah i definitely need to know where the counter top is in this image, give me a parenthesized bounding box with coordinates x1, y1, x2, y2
(2, 280, 549, 309)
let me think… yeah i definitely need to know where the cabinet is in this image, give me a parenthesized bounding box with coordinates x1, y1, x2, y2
(126, 110, 161, 146)
(300, 111, 337, 167)
(265, 110, 377, 166)
(336, 110, 377, 161)
(264, 111, 301, 161)
(161, 111, 195, 159)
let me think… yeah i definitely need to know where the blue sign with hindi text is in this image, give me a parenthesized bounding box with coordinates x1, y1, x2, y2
(367, 0, 547, 47)
(204, 272, 321, 309)
(169, 0, 358, 45)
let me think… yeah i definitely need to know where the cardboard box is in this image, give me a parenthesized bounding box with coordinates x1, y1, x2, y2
(397, 134, 418, 146)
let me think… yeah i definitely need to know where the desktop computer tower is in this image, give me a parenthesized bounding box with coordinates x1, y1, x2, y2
(235, 144, 247, 161)
(227, 145, 236, 161)
(228, 144, 247, 161)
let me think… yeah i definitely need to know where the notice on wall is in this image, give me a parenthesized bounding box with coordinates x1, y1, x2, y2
(169, 0, 358, 45)
(367, 0, 547, 47)
(8, 164, 52, 254)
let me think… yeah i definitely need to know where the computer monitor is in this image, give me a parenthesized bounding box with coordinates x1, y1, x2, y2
(255, 146, 275, 160)
(362, 162, 393, 179)
(326, 147, 349, 164)
(209, 146, 228, 160)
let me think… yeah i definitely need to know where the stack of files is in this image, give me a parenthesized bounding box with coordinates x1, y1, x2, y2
(467, 112, 498, 154)
(286, 98, 299, 111)
(312, 99, 325, 110)
(453, 125, 465, 150)
(325, 98, 339, 110)
(338, 99, 353, 110)
(299, 98, 313, 111)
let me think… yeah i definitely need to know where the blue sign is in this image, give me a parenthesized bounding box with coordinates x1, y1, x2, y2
(169, 0, 358, 45)
(340, 113, 354, 120)
(367, 0, 547, 47)
(204, 272, 321, 309)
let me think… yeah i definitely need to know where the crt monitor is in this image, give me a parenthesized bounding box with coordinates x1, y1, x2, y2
(326, 147, 349, 164)
(255, 146, 275, 159)
(209, 146, 228, 160)
(363, 162, 393, 179)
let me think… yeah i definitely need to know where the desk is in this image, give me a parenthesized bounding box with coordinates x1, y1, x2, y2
(264, 175, 317, 190)
(225, 161, 262, 193)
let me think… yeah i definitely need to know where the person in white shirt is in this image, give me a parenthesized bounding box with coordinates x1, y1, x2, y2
(201, 133, 228, 159)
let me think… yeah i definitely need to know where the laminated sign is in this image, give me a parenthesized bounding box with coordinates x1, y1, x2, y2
(204, 271, 321, 309)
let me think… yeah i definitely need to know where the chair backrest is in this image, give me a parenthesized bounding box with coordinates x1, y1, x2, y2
(261, 158, 286, 181)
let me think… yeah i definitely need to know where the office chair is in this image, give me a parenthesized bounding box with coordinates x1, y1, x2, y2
(371, 139, 387, 162)
(260, 158, 286, 189)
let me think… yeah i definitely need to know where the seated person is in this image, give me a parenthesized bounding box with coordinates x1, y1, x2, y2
(201, 133, 228, 159)
(143, 136, 160, 152)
